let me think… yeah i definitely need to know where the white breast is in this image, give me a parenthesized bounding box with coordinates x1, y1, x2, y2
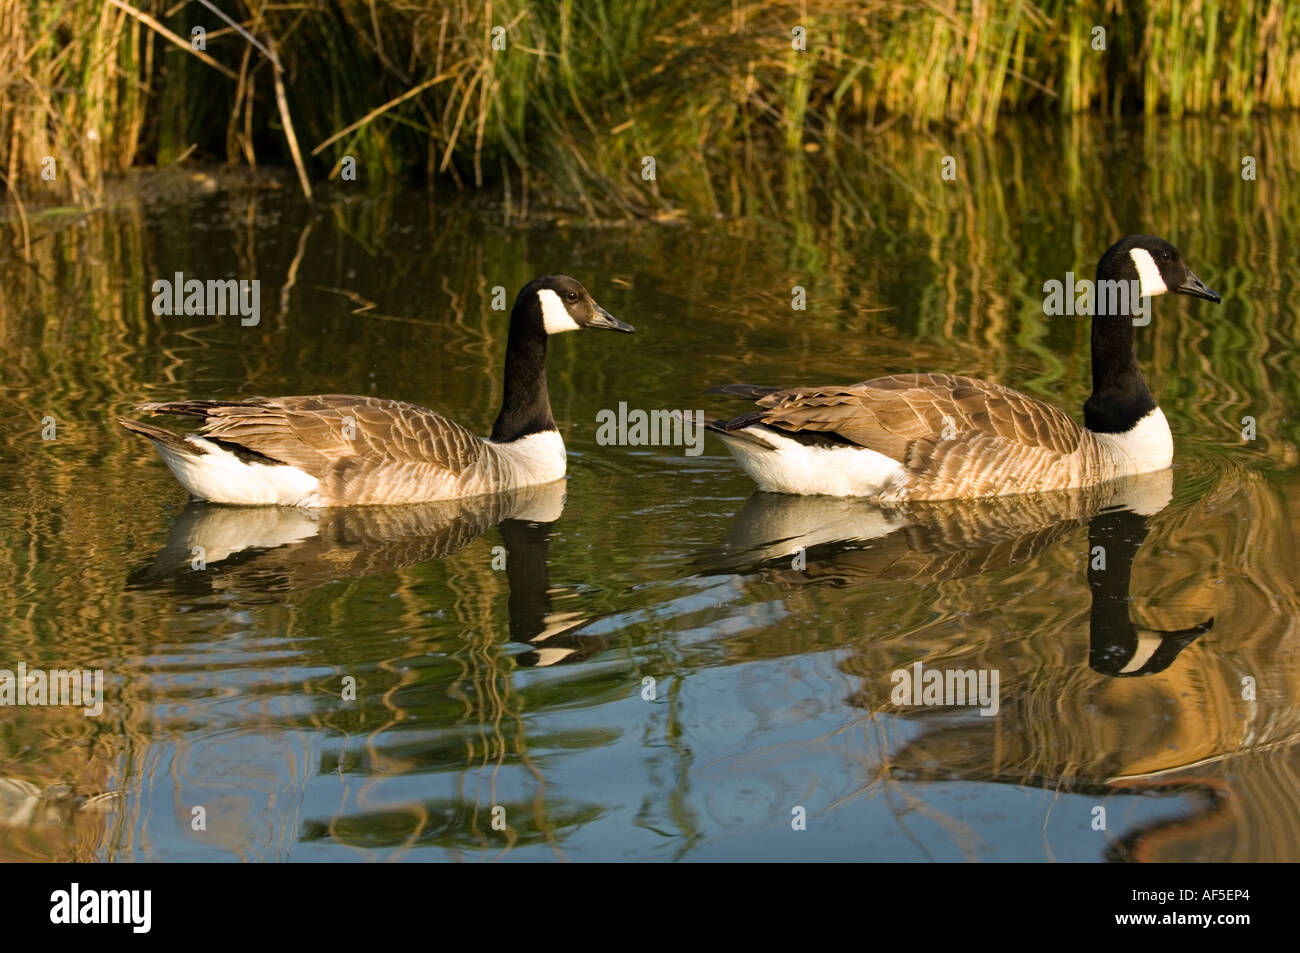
(1092, 408, 1174, 476)
(483, 429, 568, 489)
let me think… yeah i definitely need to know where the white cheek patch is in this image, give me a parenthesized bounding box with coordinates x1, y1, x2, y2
(537, 288, 581, 334)
(1129, 248, 1168, 298)
(1118, 632, 1163, 674)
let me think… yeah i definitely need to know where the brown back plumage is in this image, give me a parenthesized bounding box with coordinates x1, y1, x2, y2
(708, 372, 1106, 499)
(750, 373, 1084, 465)
(135, 395, 490, 503)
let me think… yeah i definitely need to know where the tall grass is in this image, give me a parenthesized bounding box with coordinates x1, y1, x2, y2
(4, 0, 1300, 217)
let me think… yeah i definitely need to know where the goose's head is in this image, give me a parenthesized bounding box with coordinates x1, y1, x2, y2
(519, 275, 635, 335)
(1100, 235, 1221, 303)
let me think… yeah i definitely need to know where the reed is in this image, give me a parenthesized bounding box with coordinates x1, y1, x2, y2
(4, 1, 1300, 217)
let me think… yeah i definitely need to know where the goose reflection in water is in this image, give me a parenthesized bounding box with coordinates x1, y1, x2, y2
(699, 465, 1300, 860)
(701, 468, 1209, 678)
(127, 480, 604, 666)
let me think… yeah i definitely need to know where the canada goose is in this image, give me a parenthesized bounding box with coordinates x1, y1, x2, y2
(707, 236, 1220, 499)
(119, 275, 633, 506)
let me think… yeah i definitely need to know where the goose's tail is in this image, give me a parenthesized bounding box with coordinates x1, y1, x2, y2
(705, 384, 781, 449)
(705, 417, 777, 450)
(117, 417, 204, 458)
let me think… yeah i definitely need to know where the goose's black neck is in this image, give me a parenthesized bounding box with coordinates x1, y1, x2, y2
(1083, 259, 1157, 434)
(491, 299, 556, 443)
(1088, 507, 1211, 677)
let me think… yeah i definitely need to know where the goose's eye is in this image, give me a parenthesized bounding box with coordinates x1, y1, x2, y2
(565, 291, 579, 302)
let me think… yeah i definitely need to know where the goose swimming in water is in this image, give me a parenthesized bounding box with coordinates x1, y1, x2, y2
(706, 235, 1220, 499)
(119, 275, 633, 506)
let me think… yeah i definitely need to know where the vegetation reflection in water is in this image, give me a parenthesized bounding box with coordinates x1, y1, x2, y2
(0, 116, 1297, 860)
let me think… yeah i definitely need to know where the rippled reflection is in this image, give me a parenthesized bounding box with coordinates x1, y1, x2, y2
(698, 465, 1299, 861)
(1, 115, 1298, 860)
(128, 482, 604, 667)
(702, 470, 1212, 678)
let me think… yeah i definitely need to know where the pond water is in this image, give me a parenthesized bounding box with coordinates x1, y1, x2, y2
(1, 117, 1297, 861)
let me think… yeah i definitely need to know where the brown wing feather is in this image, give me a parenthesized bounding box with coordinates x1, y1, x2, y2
(141, 395, 486, 479)
(753, 374, 1083, 465)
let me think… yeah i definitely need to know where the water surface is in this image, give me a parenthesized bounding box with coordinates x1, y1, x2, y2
(1, 117, 1297, 861)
